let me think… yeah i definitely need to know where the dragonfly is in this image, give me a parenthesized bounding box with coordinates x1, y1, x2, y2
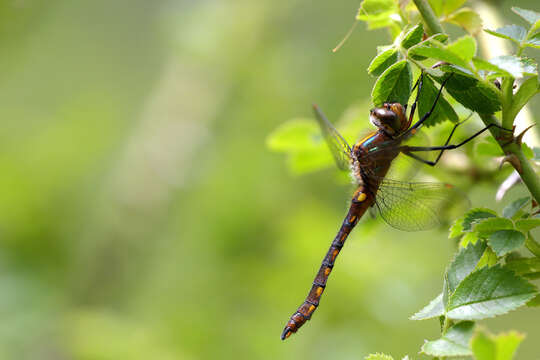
(281, 74, 510, 340)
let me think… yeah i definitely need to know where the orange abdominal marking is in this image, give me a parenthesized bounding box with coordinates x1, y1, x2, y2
(315, 287, 324, 297)
(324, 267, 331, 276)
(308, 305, 316, 313)
(349, 215, 356, 223)
(340, 233, 347, 242)
(357, 193, 367, 202)
(331, 249, 339, 260)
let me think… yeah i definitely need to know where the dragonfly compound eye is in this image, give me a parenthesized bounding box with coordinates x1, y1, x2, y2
(370, 107, 400, 135)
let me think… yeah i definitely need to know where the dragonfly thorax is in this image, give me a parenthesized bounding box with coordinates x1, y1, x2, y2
(369, 103, 409, 136)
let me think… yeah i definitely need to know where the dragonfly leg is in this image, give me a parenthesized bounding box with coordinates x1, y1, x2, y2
(281, 188, 373, 340)
(402, 114, 470, 166)
(407, 72, 423, 126)
(407, 74, 453, 133)
(402, 123, 513, 163)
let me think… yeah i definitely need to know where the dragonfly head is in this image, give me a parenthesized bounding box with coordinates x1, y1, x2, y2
(370, 103, 409, 136)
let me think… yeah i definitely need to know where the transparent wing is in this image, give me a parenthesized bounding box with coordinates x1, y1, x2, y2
(313, 104, 352, 171)
(373, 178, 468, 232)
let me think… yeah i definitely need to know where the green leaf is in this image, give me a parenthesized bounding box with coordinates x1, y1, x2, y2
(471, 329, 525, 360)
(416, 75, 458, 126)
(511, 7, 540, 25)
(446, 8, 482, 34)
(509, 76, 540, 121)
(446, 241, 487, 294)
(521, 142, 534, 159)
(365, 354, 394, 360)
(523, 32, 540, 48)
(442, 0, 467, 15)
(462, 208, 497, 232)
(502, 197, 530, 218)
(489, 56, 537, 79)
(484, 25, 528, 44)
(477, 246, 498, 268)
(505, 257, 540, 275)
(473, 217, 514, 237)
(446, 7, 483, 34)
(460, 231, 481, 248)
(435, 73, 502, 114)
(445, 265, 537, 320)
(447, 35, 477, 63)
(515, 218, 540, 232)
(408, 41, 470, 69)
(411, 293, 444, 320)
(488, 230, 526, 257)
(473, 57, 506, 75)
(401, 24, 424, 49)
(449, 215, 466, 238)
(368, 47, 399, 76)
(371, 60, 412, 106)
(357, 0, 397, 22)
(421, 321, 474, 357)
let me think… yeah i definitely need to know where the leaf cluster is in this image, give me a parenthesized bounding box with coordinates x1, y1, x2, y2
(402, 197, 540, 358)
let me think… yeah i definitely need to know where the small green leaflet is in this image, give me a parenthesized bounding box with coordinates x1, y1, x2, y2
(445, 265, 537, 320)
(368, 48, 399, 76)
(401, 24, 424, 49)
(421, 321, 474, 357)
(408, 39, 470, 69)
(509, 76, 540, 121)
(488, 230, 526, 257)
(471, 329, 525, 360)
(441, 0, 467, 16)
(416, 75, 458, 126)
(512, 7, 540, 25)
(446, 8, 482, 34)
(446, 241, 487, 294)
(371, 60, 412, 106)
(502, 196, 530, 218)
(515, 218, 540, 232)
(484, 25, 528, 44)
(505, 257, 540, 276)
(489, 56, 537, 79)
(436, 72, 502, 114)
(410, 293, 444, 320)
(473, 217, 514, 237)
(462, 208, 497, 232)
(357, 0, 398, 29)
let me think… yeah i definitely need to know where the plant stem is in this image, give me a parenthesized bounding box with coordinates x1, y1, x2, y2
(501, 77, 515, 129)
(479, 114, 540, 204)
(525, 234, 540, 258)
(411, 0, 540, 205)
(412, 0, 444, 35)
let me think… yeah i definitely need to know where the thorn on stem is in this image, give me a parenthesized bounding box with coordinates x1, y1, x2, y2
(500, 154, 522, 173)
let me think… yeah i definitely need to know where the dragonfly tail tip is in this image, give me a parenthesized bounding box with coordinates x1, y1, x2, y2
(281, 327, 292, 341)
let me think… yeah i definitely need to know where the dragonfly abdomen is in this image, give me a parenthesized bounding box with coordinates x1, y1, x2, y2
(281, 188, 375, 340)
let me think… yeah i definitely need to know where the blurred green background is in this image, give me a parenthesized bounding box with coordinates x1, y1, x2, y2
(1, 0, 539, 359)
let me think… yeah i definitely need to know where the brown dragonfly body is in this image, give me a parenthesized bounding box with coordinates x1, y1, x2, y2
(281, 103, 409, 340)
(280, 74, 507, 340)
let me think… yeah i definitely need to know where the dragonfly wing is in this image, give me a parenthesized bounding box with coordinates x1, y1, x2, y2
(313, 105, 352, 171)
(374, 178, 467, 232)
